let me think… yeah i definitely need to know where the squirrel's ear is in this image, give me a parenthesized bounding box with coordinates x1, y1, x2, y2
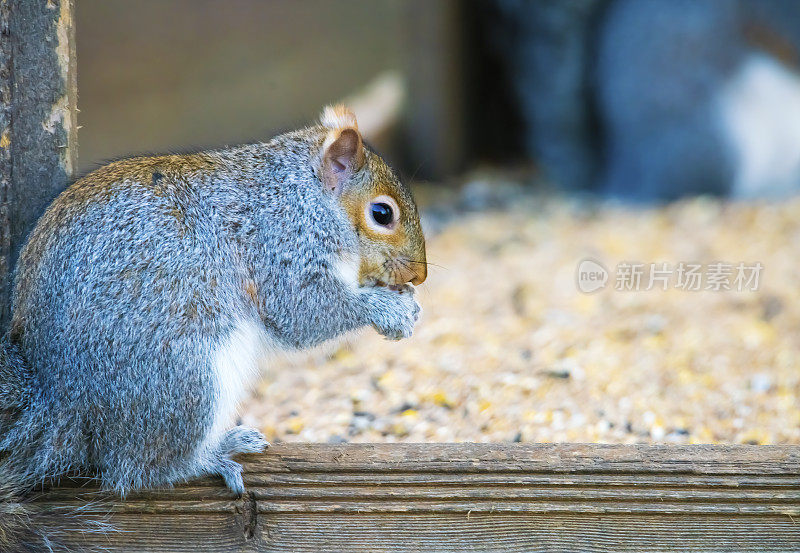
(320, 105, 366, 195)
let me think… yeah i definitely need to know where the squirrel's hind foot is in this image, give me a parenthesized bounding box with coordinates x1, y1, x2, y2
(215, 457, 245, 496)
(219, 425, 270, 456)
(214, 426, 269, 495)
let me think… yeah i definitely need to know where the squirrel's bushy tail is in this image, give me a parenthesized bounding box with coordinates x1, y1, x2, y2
(0, 465, 61, 553)
(0, 340, 45, 553)
(0, 339, 30, 430)
(1, 340, 111, 552)
(0, 476, 30, 553)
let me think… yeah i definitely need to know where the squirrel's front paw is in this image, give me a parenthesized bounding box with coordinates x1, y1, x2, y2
(363, 285, 421, 341)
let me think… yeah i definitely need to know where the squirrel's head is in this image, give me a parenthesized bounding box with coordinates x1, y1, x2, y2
(318, 105, 426, 287)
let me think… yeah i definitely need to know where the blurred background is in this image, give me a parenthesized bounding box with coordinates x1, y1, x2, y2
(78, 0, 800, 200)
(77, 0, 800, 444)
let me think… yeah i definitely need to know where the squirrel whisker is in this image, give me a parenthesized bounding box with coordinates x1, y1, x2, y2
(406, 259, 446, 270)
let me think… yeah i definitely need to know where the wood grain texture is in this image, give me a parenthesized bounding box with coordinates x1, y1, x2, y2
(0, 0, 77, 331)
(32, 444, 800, 552)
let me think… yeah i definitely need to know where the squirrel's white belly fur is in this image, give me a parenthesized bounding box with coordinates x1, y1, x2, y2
(203, 319, 273, 451)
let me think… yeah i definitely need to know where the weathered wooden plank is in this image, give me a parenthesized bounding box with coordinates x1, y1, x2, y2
(241, 443, 800, 474)
(254, 514, 800, 553)
(0, 0, 77, 330)
(32, 444, 800, 552)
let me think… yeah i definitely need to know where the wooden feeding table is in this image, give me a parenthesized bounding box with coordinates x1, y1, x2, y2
(34, 443, 800, 551)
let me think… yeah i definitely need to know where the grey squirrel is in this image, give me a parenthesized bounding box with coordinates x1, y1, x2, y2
(0, 105, 426, 551)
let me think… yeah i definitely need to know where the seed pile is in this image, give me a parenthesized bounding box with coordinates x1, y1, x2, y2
(240, 179, 800, 444)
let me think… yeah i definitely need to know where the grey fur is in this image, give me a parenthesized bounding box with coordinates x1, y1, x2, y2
(0, 123, 421, 549)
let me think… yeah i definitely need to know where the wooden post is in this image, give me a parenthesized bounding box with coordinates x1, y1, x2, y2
(33, 444, 800, 552)
(0, 0, 77, 330)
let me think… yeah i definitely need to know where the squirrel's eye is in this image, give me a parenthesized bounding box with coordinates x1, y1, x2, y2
(370, 202, 394, 226)
(364, 195, 400, 234)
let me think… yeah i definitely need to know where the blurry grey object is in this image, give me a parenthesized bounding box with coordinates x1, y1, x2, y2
(719, 52, 800, 199)
(494, 0, 603, 191)
(596, 0, 740, 200)
(598, 0, 800, 200)
(721, 0, 800, 199)
(496, 0, 800, 200)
